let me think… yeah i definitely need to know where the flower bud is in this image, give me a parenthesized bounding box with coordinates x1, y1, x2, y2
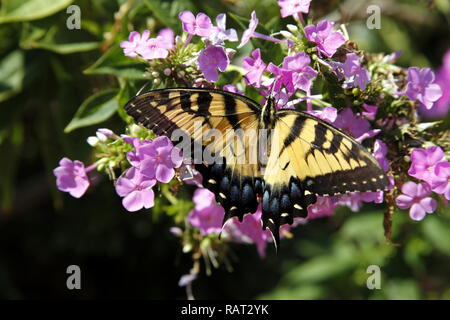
(96, 128, 113, 141)
(87, 136, 99, 146)
(280, 30, 293, 39)
(163, 68, 172, 76)
(286, 24, 298, 33)
(151, 71, 160, 78)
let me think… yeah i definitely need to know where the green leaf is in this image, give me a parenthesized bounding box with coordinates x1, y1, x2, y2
(19, 21, 101, 54)
(284, 245, 357, 284)
(0, 0, 73, 24)
(29, 41, 101, 54)
(64, 89, 119, 133)
(375, 279, 421, 300)
(142, 0, 185, 32)
(84, 45, 148, 79)
(117, 81, 137, 122)
(422, 216, 450, 255)
(0, 50, 25, 102)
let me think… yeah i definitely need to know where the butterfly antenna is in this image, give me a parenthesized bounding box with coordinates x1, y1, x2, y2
(266, 220, 280, 254)
(136, 81, 151, 96)
(268, 80, 277, 99)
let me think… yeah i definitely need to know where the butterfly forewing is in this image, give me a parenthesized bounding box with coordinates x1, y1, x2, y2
(125, 88, 263, 221)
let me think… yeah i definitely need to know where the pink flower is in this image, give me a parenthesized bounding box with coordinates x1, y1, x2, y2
(139, 36, 171, 60)
(120, 30, 170, 60)
(307, 106, 338, 123)
(223, 84, 243, 95)
(373, 139, 389, 172)
(405, 67, 442, 110)
(237, 11, 259, 49)
(179, 11, 214, 37)
(431, 161, 450, 200)
(278, 0, 311, 18)
(188, 188, 224, 235)
(54, 158, 91, 198)
(126, 139, 153, 168)
(120, 30, 151, 58)
(115, 167, 156, 212)
(261, 87, 293, 109)
(307, 196, 336, 219)
(179, 164, 203, 187)
(408, 146, 445, 184)
(396, 182, 437, 221)
(333, 108, 379, 142)
(304, 20, 345, 58)
(139, 136, 183, 183)
(341, 53, 371, 90)
(243, 49, 266, 88)
(198, 45, 229, 82)
(267, 52, 317, 93)
(362, 104, 378, 120)
(229, 205, 272, 257)
(419, 50, 450, 118)
(210, 13, 238, 44)
(157, 28, 175, 49)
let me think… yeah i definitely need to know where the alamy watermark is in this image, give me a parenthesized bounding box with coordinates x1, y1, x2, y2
(366, 265, 381, 289)
(366, 5, 381, 30)
(66, 5, 81, 30)
(66, 265, 81, 290)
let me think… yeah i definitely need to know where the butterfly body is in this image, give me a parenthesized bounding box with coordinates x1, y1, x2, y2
(125, 88, 389, 247)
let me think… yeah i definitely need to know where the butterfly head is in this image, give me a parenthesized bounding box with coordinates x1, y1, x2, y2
(260, 96, 277, 129)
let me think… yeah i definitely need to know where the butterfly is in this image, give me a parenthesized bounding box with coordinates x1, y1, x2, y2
(125, 88, 389, 248)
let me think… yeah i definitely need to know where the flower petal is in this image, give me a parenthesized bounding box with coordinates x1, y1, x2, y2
(122, 190, 143, 212)
(141, 189, 155, 209)
(401, 181, 419, 197)
(156, 164, 175, 183)
(396, 194, 413, 209)
(409, 203, 426, 221)
(419, 197, 437, 214)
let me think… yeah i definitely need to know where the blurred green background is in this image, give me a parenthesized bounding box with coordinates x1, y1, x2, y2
(0, 0, 449, 299)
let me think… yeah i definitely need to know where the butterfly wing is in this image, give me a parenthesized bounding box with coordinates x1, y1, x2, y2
(125, 88, 264, 221)
(261, 110, 389, 245)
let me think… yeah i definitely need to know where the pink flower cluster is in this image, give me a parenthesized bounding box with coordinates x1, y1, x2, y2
(277, 0, 311, 18)
(396, 146, 449, 220)
(54, 132, 183, 213)
(304, 20, 345, 58)
(332, 53, 371, 90)
(179, 11, 238, 82)
(116, 136, 182, 211)
(404, 67, 442, 110)
(419, 49, 450, 118)
(61, 8, 449, 258)
(187, 188, 277, 257)
(120, 29, 174, 60)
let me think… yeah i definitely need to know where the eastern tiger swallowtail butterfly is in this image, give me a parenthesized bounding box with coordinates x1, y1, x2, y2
(125, 88, 389, 248)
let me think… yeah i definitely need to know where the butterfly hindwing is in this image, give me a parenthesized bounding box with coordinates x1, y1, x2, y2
(275, 110, 389, 194)
(260, 110, 389, 243)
